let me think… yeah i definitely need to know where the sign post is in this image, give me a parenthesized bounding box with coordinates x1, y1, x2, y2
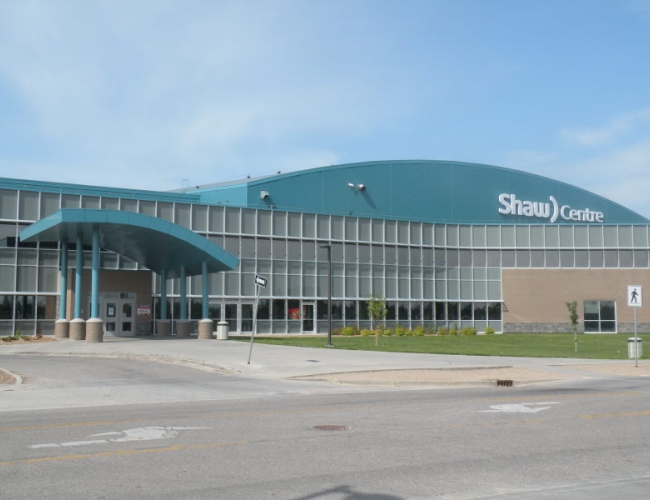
(247, 275, 267, 364)
(627, 285, 642, 367)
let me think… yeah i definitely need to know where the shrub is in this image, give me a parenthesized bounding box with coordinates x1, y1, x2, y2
(360, 328, 373, 337)
(449, 326, 459, 336)
(484, 326, 495, 335)
(460, 327, 477, 336)
(394, 325, 408, 337)
(436, 326, 449, 336)
(340, 325, 359, 336)
(412, 326, 426, 337)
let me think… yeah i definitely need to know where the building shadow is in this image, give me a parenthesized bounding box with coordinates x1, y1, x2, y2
(291, 485, 403, 500)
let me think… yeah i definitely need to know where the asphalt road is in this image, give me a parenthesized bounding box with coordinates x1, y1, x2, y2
(2, 355, 650, 499)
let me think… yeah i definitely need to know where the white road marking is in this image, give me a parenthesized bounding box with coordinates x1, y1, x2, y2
(29, 426, 210, 449)
(481, 402, 561, 413)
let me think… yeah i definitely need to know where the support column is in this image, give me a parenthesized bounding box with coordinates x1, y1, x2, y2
(86, 225, 104, 343)
(55, 240, 69, 339)
(70, 232, 86, 341)
(198, 262, 213, 339)
(180, 266, 187, 320)
(156, 269, 170, 337)
(176, 266, 191, 338)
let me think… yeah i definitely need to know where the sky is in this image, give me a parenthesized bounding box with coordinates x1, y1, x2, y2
(1, 0, 650, 216)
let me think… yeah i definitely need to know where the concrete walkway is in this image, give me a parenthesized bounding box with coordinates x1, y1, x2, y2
(1, 335, 648, 386)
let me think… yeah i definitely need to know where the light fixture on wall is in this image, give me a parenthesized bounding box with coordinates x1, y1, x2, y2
(260, 190, 270, 200)
(347, 182, 355, 188)
(347, 183, 366, 191)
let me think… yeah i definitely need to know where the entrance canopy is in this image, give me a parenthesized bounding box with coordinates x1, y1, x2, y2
(19, 209, 238, 278)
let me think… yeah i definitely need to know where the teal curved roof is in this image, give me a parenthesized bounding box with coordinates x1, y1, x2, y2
(194, 160, 648, 225)
(19, 209, 238, 278)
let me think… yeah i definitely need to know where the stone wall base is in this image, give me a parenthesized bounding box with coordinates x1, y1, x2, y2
(55, 319, 70, 339)
(504, 322, 650, 334)
(69, 318, 86, 340)
(176, 320, 191, 338)
(198, 319, 214, 339)
(86, 318, 104, 343)
(156, 320, 171, 337)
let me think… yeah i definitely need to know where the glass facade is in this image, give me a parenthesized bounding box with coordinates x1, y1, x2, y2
(1, 186, 650, 335)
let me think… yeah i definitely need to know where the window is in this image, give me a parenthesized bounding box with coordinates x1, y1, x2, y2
(584, 300, 616, 332)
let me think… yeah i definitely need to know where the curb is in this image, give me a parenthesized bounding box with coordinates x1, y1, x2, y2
(0, 367, 23, 386)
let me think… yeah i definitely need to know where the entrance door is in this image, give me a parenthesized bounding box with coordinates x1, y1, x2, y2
(95, 294, 136, 336)
(302, 303, 315, 333)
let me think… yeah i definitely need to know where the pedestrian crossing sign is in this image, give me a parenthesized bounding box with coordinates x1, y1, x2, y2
(628, 285, 642, 307)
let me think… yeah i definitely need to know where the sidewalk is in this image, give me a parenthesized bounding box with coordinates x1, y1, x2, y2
(2, 335, 648, 386)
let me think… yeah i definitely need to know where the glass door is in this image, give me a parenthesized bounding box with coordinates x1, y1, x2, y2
(302, 303, 315, 333)
(224, 303, 254, 334)
(120, 300, 133, 334)
(94, 294, 135, 336)
(241, 303, 254, 333)
(224, 303, 238, 333)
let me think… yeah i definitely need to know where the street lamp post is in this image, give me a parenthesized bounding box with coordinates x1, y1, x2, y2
(320, 244, 332, 347)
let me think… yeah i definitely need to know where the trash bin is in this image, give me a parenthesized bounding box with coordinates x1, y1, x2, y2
(628, 337, 643, 359)
(216, 321, 229, 340)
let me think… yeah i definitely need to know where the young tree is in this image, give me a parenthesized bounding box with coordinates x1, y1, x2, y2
(368, 293, 388, 346)
(566, 300, 579, 353)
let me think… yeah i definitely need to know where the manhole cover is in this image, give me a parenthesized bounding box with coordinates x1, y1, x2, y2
(313, 425, 350, 431)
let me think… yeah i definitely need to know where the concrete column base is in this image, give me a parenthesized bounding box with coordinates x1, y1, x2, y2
(176, 320, 191, 338)
(198, 319, 214, 339)
(69, 318, 86, 341)
(86, 318, 104, 343)
(156, 320, 171, 337)
(55, 319, 70, 339)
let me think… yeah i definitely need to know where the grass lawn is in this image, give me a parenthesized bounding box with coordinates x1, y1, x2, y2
(238, 333, 650, 359)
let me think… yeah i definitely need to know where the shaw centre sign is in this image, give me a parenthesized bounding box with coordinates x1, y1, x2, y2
(498, 193, 604, 223)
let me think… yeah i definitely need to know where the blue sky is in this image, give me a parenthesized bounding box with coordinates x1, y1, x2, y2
(1, 0, 650, 216)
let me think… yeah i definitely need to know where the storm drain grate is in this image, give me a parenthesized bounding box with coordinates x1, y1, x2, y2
(313, 425, 350, 431)
(496, 379, 514, 387)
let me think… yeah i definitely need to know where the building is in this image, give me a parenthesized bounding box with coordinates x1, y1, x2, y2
(1, 160, 649, 339)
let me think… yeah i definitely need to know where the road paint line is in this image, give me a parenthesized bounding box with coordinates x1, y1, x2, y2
(2, 441, 247, 467)
(481, 403, 559, 413)
(580, 409, 650, 420)
(0, 418, 148, 434)
(187, 441, 248, 450)
(60, 440, 109, 447)
(485, 391, 640, 404)
(29, 426, 212, 449)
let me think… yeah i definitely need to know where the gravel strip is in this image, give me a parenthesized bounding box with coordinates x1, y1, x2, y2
(561, 363, 650, 376)
(0, 368, 16, 385)
(296, 363, 650, 386)
(295, 367, 572, 386)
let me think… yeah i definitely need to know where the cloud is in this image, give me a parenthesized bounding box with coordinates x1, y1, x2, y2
(0, 1, 421, 189)
(561, 108, 650, 147)
(627, 0, 650, 19)
(501, 150, 560, 171)
(558, 137, 650, 217)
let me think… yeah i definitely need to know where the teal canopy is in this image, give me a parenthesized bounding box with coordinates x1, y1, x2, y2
(19, 209, 238, 278)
